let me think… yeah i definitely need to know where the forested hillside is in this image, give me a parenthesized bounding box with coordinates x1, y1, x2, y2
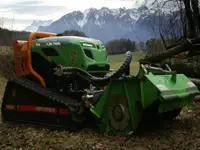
(106, 38, 137, 55)
(0, 28, 30, 46)
(0, 27, 141, 55)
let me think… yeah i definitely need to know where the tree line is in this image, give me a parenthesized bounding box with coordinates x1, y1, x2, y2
(0, 28, 88, 46)
(145, 38, 178, 53)
(0, 28, 138, 55)
(105, 38, 137, 55)
(57, 30, 87, 37)
(0, 28, 30, 46)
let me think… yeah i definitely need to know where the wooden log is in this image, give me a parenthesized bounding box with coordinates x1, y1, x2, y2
(190, 36, 200, 44)
(189, 78, 200, 87)
(161, 58, 200, 78)
(189, 78, 200, 102)
(141, 39, 192, 63)
(191, 44, 200, 50)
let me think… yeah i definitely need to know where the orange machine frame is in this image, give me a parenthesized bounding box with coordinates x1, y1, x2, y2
(13, 32, 57, 87)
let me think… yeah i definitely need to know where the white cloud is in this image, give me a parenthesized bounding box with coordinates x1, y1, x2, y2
(42, 0, 133, 10)
(0, 0, 140, 30)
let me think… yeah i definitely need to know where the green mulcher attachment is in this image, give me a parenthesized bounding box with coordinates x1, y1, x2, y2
(90, 62, 200, 135)
(138, 63, 200, 114)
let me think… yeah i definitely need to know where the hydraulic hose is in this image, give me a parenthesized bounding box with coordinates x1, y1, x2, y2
(55, 51, 132, 86)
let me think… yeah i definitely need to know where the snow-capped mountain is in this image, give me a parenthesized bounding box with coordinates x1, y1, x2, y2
(35, 5, 180, 42)
(24, 20, 53, 32)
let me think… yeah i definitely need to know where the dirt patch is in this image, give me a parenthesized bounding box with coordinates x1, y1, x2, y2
(0, 47, 15, 79)
(0, 107, 200, 150)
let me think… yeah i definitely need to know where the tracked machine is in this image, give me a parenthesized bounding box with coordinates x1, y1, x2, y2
(1, 32, 200, 135)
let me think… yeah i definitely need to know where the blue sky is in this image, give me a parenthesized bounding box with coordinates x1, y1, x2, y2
(0, 0, 147, 30)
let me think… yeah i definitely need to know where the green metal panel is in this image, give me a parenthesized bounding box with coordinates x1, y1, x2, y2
(90, 77, 143, 135)
(31, 36, 109, 72)
(139, 77, 158, 109)
(137, 63, 199, 114)
(145, 73, 199, 113)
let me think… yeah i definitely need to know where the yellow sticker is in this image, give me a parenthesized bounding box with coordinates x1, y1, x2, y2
(70, 50, 77, 64)
(94, 40, 99, 44)
(47, 56, 51, 61)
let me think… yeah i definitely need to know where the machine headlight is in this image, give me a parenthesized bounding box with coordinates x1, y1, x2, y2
(81, 43, 94, 47)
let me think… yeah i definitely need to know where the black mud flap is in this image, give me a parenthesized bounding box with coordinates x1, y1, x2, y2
(1, 78, 86, 131)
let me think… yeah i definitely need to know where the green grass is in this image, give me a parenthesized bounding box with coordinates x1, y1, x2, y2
(108, 51, 145, 62)
(0, 46, 14, 100)
(0, 75, 6, 97)
(108, 51, 146, 75)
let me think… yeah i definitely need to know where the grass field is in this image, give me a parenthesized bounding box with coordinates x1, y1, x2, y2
(1, 47, 200, 149)
(108, 51, 146, 75)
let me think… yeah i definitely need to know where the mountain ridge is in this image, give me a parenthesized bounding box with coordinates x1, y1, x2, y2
(24, 5, 180, 42)
(24, 20, 53, 32)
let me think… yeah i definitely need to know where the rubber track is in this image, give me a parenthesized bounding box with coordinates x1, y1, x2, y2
(9, 78, 83, 113)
